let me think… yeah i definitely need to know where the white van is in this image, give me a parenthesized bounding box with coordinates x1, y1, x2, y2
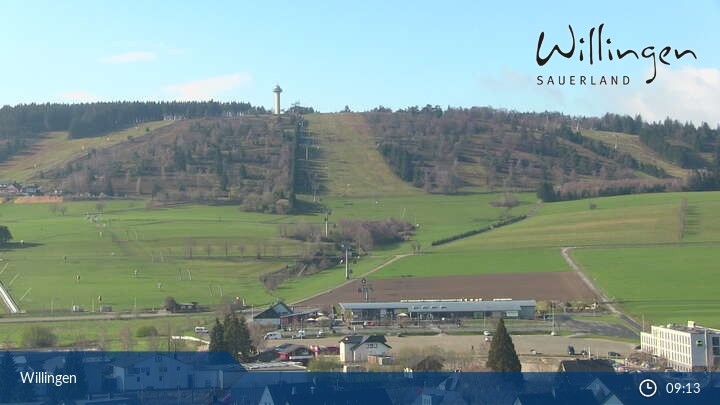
(264, 331, 283, 340)
(194, 326, 209, 334)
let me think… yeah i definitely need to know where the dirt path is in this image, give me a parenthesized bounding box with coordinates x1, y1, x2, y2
(561, 247, 641, 332)
(293, 253, 412, 306)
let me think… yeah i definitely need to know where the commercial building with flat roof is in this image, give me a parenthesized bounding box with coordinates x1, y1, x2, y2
(339, 299, 536, 322)
(640, 320, 720, 371)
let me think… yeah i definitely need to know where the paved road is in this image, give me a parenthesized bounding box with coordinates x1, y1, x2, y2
(0, 311, 196, 323)
(561, 247, 641, 333)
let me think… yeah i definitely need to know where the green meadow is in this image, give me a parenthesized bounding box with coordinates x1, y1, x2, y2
(372, 248, 569, 279)
(0, 314, 216, 350)
(374, 191, 720, 327)
(1, 106, 718, 340)
(0, 201, 317, 311)
(0, 188, 534, 312)
(573, 245, 720, 327)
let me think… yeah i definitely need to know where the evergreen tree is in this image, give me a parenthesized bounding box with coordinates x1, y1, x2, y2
(536, 182, 557, 202)
(0, 351, 19, 402)
(486, 318, 521, 372)
(0, 225, 12, 245)
(48, 352, 87, 402)
(216, 312, 254, 362)
(209, 318, 225, 353)
(223, 313, 241, 361)
(236, 315, 254, 362)
(61, 351, 87, 400)
(104, 177, 114, 196)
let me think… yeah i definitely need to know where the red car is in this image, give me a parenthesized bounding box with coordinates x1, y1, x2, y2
(310, 345, 340, 355)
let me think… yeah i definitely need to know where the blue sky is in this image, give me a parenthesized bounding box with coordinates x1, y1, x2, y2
(1, 1, 718, 124)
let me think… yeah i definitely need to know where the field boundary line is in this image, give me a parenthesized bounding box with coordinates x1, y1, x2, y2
(561, 247, 641, 333)
(292, 253, 412, 305)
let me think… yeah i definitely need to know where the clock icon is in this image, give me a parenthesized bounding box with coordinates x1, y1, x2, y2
(639, 379, 657, 398)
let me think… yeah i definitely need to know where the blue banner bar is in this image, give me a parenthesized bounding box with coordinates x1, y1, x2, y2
(0, 351, 718, 404)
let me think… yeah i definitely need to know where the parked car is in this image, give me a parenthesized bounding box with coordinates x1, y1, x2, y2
(292, 330, 306, 339)
(483, 330, 492, 336)
(264, 331, 283, 340)
(310, 345, 340, 355)
(194, 326, 209, 334)
(608, 351, 622, 358)
(317, 329, 326, 338)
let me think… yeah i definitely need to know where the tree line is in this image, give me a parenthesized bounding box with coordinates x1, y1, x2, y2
(430, 215, 526, 246)
(0, 101, 266, 163)
(552, 126, 669, 178)
(592, 113, 719, 169)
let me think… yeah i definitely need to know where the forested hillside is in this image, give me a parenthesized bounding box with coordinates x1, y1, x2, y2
(1, 102, 719, 205)
(0, 101, 264, 163)
(47, 116, 301, 212)
(365, 107, 720, 198)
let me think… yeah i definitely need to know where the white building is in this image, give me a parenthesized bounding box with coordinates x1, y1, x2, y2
(111, 354, 194, 391)
(640, 320, 720, 371)
(339, 335, 391, 363)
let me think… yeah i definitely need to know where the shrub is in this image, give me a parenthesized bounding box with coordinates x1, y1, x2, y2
(22, 326, 58, 348)
(307, 357, 342, 372)
(135, 325, 159, 337)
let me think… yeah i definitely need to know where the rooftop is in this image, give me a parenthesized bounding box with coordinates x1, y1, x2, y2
(339, 334, 390, 350)
(652, 321, 720, 334)
(339, 299, 536, 312)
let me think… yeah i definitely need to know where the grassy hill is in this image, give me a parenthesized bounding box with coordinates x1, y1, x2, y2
(374, 191, 720, 327)
(304, 113, 420, 197)
(0, 111, 537, 312)
(0, 121, 172, 183)
(0, 111, 717, 333)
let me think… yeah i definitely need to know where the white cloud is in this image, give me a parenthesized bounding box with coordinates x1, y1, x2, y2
(55, 91, 100, 102)
(164, 73, 253, 101)
(609, 66, 720, 126)
(101, 51, 157, 64)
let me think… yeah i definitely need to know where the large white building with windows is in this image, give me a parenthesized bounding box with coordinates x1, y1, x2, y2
(640, 321, 720, 371)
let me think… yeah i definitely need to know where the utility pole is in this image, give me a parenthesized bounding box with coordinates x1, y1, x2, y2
(358, 278, 372, 302)
(324, 210, 331, 237)
(345, 247, 350, 280)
